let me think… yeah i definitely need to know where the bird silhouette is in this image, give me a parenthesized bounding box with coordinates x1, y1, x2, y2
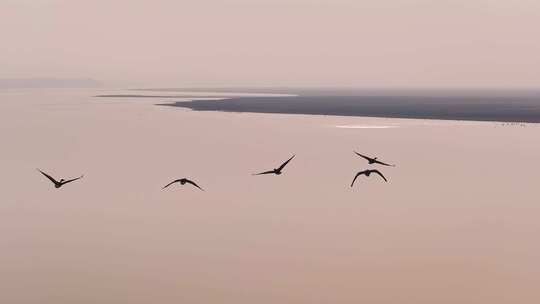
(254, 154, 295, 175)
(162, 178, 204, 191)
(350, 169, 388, 187)
(354, 151, 395, 167)
(37, 169, 84, 188)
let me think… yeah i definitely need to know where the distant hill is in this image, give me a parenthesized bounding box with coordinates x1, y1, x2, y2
(0, 78, 101, 89)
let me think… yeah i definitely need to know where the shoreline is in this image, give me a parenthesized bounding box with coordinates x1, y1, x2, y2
(156, 95, 540, 123)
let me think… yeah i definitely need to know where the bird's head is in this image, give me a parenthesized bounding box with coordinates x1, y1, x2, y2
(60, 178, 65, 182)
(374, 157, 378, 160)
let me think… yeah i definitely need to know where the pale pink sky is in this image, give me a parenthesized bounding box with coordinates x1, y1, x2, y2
(1, 0, 540, 87)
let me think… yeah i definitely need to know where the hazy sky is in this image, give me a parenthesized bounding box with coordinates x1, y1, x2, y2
(2, 0, 540, 87)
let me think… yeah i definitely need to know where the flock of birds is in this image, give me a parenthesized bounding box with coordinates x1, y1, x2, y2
(37, 151, 395, 191)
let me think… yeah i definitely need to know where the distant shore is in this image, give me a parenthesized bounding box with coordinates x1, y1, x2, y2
(158, 94, 540, 123)
(95, 89, 540, 123)
(0, 78, 101, 89)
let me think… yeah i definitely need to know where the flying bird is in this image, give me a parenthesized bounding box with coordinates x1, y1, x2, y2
(37, 169, 84, 188)
(254, 154, 295, 176)
(350, 169, 388, 187)
(162, 178, 204, 191)
(354, 151, 395, 167)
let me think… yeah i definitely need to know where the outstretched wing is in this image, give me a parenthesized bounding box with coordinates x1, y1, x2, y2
(253, 170, 275, 175)
(354, 151, 372, 162)
(374, 159, 395, 167)
(61, 175, 84, 185)
(185, 179, 204, 191)
(37, 169, 59, 185)
(162, 179, 181, 190)
(371, 170, 388, 182)
(277, 154, 295, 171)
(350, 170, 367, 187)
